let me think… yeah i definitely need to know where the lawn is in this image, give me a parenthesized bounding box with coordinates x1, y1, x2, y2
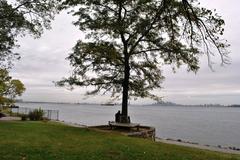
(0, 121, 239, 160)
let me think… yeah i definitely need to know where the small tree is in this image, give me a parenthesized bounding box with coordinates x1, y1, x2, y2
(0, 0, 59, 69)
(0, 69, 25, 106)
(58, 0, 229, 123)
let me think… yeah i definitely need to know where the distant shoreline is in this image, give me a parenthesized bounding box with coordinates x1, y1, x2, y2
(16, 101, 240, 108)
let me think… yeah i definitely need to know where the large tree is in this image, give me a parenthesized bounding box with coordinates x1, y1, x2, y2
(0, 69, 25, 106)
(58, 0, 229, 123)
(0, 0, 59, 69)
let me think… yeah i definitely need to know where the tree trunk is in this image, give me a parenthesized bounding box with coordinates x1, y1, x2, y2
(120, 51, 130, 123)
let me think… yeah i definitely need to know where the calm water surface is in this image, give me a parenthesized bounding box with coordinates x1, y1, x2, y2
(17, 102, 240, 148)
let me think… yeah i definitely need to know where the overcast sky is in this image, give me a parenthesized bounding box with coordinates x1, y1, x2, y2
(10, 0, 240, 105)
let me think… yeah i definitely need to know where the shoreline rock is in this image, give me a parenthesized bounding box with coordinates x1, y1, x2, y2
(156, 137, 240, 154)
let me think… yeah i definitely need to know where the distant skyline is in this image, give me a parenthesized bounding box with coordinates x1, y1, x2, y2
(10, 0, 240, 105)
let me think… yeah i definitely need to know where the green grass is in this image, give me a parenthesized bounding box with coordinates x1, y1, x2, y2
(0, 121, 239, 160)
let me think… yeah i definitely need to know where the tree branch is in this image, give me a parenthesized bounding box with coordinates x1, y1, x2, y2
(128, 0, 167, 55)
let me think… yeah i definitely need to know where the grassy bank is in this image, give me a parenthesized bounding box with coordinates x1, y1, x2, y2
(0, 121, 239, 160)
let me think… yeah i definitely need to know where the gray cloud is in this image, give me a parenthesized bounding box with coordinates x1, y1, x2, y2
(10, 1, 240, 105)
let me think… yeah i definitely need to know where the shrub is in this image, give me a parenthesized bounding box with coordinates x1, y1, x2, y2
(0, 112, 6, 118)
(28, 108, 44, 121)
(20, 114, 28, 121)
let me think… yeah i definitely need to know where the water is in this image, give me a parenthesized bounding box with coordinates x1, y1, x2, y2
(16, 102, 240, 148)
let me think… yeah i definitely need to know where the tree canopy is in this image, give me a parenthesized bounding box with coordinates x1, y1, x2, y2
(58, 0, 229, 123)
(0, 0, 59, 69)
(0, 69, 25, 106)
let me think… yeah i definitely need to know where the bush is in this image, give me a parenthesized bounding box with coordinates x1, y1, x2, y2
(20, 114, 28, 121)
(0, 112, 6, 118)
(28, 108, 44, 121)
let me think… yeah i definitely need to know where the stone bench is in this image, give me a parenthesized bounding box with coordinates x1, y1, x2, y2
(108, 121, 140, 131)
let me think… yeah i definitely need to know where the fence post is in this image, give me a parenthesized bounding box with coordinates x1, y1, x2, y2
(57, 111, 59, 121)
(47, 110, 49, 119)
